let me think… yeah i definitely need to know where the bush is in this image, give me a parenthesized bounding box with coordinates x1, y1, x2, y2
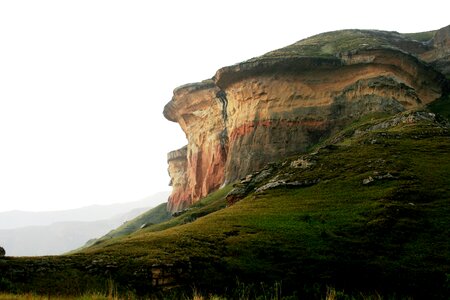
(0, 247, 5, 257)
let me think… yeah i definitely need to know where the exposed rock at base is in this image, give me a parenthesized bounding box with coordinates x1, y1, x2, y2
(225, 110, 449, 206)
(225, 163, 279, 206)
(164, 26, 450, 212)
(225, 154, 323, 205)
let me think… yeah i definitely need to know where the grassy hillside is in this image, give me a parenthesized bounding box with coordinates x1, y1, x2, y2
(81, 202, 172, 248)
(2, 109, 448, 298)
(248, 29, 433, 61)
(1, 108, 449, 299)
(93, 110, 450, 297)
(80, 186, 233, 250)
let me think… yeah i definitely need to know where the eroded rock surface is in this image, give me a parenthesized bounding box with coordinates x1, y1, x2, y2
(164, 27, 450, 212)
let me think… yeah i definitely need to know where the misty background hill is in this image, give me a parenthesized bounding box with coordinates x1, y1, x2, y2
(0, 191, 169, 256)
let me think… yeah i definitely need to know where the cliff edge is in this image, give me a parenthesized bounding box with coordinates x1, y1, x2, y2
(164, 26, 450, 212)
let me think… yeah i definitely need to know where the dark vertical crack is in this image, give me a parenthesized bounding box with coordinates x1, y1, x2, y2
(216, 89, 229, 151)
(216, 90, 228, 123)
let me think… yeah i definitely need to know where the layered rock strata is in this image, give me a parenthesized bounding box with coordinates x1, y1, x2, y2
(164, 28, 449, 212)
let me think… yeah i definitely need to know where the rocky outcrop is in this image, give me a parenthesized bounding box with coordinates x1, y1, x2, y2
(164, 81, 228, 212)
(164, 27, 450, 212)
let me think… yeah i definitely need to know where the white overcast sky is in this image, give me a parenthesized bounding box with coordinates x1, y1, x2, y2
(0, 0, 448, 212)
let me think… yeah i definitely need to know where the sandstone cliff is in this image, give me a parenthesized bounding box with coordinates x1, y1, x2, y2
(164, 26, 450, 212)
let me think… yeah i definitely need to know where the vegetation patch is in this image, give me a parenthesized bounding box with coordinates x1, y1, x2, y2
(401, 30, 436, 42)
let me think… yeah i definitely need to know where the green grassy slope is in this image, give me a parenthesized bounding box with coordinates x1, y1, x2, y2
(82, 184, 233, 250)
(82, 110, 449, 298)
(1, 110, 449, 299)
(402, 30, 436, 42)
(81, 202, 172, 248)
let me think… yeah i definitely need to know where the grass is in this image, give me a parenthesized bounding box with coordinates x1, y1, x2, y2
(0, 294, 121, 300)
(80, 111, 450, 297)
(401, 30, 436, 42)
(0, 294, 117, 300)
(247, 29, 436, 61)
(81, 202, 172, 248)
(1, 110, 449, 299)
(142, 184, 233, 233)
(82, 184, 233, 251)
(0, 286, 410, 300)
(0, 278, 122, 299)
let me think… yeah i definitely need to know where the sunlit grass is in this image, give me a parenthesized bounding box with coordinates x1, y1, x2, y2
(0, 294, 116, 300)
(0, 286, 399, 300)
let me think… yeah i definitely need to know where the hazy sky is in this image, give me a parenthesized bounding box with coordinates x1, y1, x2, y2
(0, 0, 448, 212)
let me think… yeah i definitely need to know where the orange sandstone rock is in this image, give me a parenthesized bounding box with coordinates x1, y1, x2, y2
(164, 28, 449, 212)
(164, 81, 227, 212)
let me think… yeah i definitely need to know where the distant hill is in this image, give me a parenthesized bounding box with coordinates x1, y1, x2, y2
(0, 191, 169, 229)
(0, 191, 169, 256)
(0, 208, 148, 256)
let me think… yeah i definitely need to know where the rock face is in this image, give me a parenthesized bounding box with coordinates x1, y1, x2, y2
(164, 26, 450, 212)
(420, 25, 450, 75)
(164, 81, 227, 212)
